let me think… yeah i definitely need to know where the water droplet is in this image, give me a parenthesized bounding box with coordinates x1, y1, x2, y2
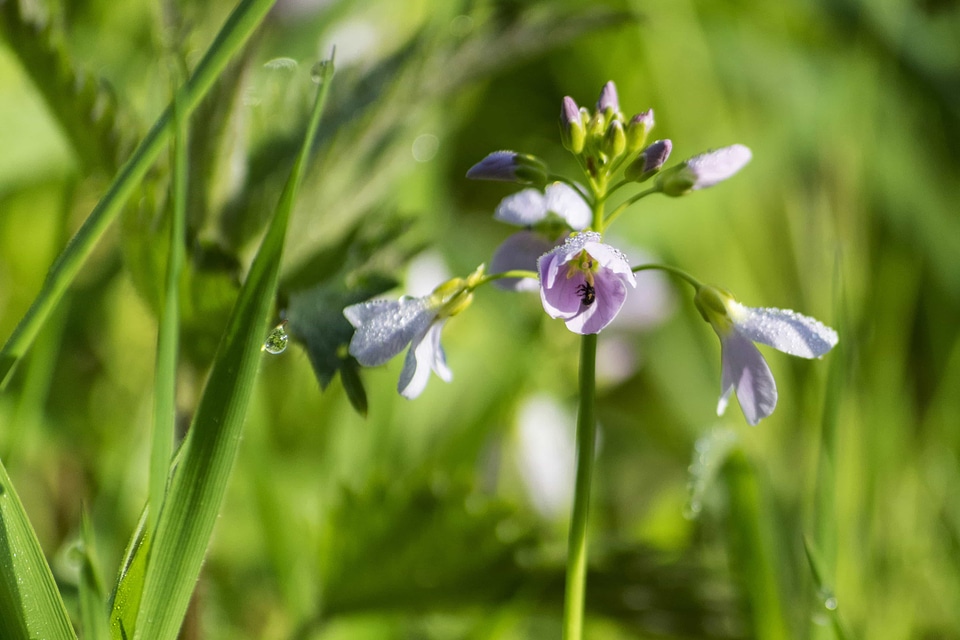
(262, 322, 289, 355)
(824, 596, 838, 610)
(311, 60, 330, 84)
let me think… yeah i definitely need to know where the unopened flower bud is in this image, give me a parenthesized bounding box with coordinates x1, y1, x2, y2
(559, 96, 585, 154)
(657, 144, 751, 196)
(587, 111, 605, 141)
(596, 81, 619, 116)
(624, 139, 672, 182)
(466, 151, 548, 186)
(625, 109, 654, 153)
(602, 120, 626, 159)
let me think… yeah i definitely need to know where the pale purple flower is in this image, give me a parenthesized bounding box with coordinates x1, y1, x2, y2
(538, 232, 637, 334)
(658, 144, 752, 196)
(695, 285, 838, 425)
(490, 182, 591, 291)
(344, 296, 452, 399)
(466, 150, 547, 185)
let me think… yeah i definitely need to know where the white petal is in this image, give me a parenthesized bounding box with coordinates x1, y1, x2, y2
(398, 321, 450, 399)
(494, 189, 547, 226)
(719, 331, 778, 426)
(687, 144, 752, 190)
(345, 297, 436, 367)
(490, 232, 553, 292)
(543, 183, 591, 230)
(730, 304, 838, 358)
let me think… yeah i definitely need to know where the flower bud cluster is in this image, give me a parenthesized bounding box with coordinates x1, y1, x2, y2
(560, 82, 670, 184)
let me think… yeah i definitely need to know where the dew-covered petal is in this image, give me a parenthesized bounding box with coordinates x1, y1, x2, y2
(581, 239, 636, 284)
(543, 183, 591, 230)
(687, 144, 752, 190)
(490, 231, 553, 292)
(345, 297, 436, 367)
(563, 268, 629, 334)
(398, 320, 450, 399)
(730, 304, 838, 358)
(718, 331, 778, 426)
(494, 189, 547, 226)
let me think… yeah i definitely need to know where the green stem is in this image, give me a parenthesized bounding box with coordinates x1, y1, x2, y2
(473, 270, 539, 288)
(632, 263, 702, 290)
(562, 332, 598, 640)
(602, 186, 659, 228)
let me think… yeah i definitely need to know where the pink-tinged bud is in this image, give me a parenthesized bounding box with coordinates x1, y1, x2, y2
(596, 81, 619, 115)
(624, 139, 672, 182)
(466, 151, 548, 186)
(559, 96, 585, 154)
(657, 144, 752, 196)
(625, 109, 654, 152)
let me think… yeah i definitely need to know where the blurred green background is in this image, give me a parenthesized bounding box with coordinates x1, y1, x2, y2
(2, 0, 959, 637)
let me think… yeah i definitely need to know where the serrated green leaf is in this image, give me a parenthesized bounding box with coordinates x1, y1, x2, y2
(0, 458, 75, 640)
(128, 55, 335, 640)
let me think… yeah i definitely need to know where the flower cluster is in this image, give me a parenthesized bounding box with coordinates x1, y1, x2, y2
(338, 80, 837, 424)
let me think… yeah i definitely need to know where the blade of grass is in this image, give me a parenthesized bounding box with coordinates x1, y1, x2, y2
(129, 56, 336, 640)
(722, 448, 791, 640)
(0, 0, 277, 389)
(147, 77, 189, 542)
(108, 508, 150, 640)
(79, 509, 110, 640)
(0, 458, 75, 640)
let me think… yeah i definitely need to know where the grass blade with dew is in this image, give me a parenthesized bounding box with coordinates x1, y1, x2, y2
(0, 458, 76, 640)
(128, 55, 336, 640)
(0, 0, 277, 389)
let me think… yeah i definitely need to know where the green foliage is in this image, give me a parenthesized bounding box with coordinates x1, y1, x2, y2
(0, 0, 958, 638)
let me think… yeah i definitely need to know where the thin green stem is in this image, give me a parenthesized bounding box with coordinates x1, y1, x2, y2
(562, 333, 598, 640)
(473, 270, 539, 288)
(632, 263, 702, 290)
(602, 186, 659, 229)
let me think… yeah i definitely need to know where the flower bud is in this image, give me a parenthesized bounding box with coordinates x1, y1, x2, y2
(623, 139, 672, 182)
(602, 120, 626, 160)
(657, 144, 751, 196)
(559, 96, 585, 154)
(466, 151, 548, 186)
(694, 284, 735, 332)
(587, 110, 606, 141)
(625, 109, 654, 153)
(596, 81, 619, 116)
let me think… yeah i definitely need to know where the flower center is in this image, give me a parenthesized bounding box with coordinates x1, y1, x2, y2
(566, 250, 598, 306)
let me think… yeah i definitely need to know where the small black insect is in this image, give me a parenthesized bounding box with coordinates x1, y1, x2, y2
(576, 282, 596, 306)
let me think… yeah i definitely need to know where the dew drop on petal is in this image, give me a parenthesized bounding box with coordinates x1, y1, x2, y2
(262, 322, 289, 355)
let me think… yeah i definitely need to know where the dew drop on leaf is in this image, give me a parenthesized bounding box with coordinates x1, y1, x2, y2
(262, 322, 289, 355)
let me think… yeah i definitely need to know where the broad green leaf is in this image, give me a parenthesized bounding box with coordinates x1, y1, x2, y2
(0, 0, 278, 389)
(128, 56, 335, 640)
(0, 458, 75, 640)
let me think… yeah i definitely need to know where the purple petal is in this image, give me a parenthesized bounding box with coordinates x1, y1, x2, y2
(730, 304, 838, 358)
(345, 297, 436, 366)
(641, 139, 672, 173)
(596, 81, 619, 113)
(466, 150, 519, 180)
(538, 253, 585, 320)
(563, 269, 629, 334)
(687, 144, 752, 190)
(561, 96, 580, 127)
(490, 232, 554, 292)
(543, 183, 591, 230)
(494, 189, 547, 226)
(398, 320, 451, 399)
(718, 331, 778, 425)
